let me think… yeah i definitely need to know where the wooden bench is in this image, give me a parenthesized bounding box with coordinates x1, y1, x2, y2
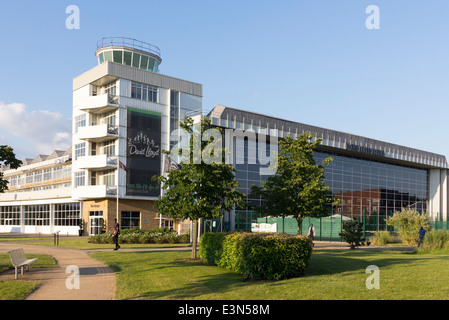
(8, 248, 38, 279)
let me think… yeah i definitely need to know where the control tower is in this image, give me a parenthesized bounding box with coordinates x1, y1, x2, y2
(95, 37, 162, 72)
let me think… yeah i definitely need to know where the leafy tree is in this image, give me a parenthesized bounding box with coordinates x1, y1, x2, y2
(386, 208, 431, 245)
(152, 117, 246, 259)
(339, 218, 364, 249)
(0, 145, 22, 193)
(251, 132, 341, 234)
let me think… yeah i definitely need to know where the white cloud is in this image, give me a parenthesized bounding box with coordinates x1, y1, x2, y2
(0, 101, 71, 157)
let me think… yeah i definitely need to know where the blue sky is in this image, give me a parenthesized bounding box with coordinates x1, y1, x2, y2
(1, 1, 449, 160)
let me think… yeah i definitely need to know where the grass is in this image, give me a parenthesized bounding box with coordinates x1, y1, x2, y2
(90, 249, 449, 300)
(0, 253, 58, 300)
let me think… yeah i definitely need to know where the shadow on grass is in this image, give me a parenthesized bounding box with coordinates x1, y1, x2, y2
(303, 249, 425, 278)
(125, 257, 254, 300)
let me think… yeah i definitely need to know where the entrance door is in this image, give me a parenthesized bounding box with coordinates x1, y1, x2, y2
(89, 211, 104, 235)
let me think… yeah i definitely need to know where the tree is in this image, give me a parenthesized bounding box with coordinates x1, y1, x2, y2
(339, 218, 364, 249)
(251, 132, 341, 234)
(152, 117, 247, 259)
(0, 145, 22, 193)
(386, 208, 431, 245)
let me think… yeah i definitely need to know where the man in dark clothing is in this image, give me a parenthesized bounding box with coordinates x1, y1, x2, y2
(418, 226, 426, 247)
(113, 219, 121, 250)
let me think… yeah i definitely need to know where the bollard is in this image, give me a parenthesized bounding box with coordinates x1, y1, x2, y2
(53, 231, 60, 246)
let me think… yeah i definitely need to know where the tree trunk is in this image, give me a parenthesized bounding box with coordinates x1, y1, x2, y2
(296, 216, 303, 235)
(191, 219, 198, 259)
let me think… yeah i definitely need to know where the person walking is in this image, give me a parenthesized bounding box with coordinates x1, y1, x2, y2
(308, 223, 316, 247)
(112, 219, 121, 250)
(418, 226, 426, 247)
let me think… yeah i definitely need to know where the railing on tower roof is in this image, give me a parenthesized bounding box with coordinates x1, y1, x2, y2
(96, 37, 161, 59)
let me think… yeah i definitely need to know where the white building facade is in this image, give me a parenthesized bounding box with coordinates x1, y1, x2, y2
(71, 38, 202, 235)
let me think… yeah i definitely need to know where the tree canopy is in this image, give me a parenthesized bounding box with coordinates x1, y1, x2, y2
(0, 145, 22, 193)
(152, 117, 246, 258)
(251, 132, 341, 233)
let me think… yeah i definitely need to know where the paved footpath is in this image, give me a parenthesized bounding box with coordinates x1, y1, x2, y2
(0, 243, 115, 300)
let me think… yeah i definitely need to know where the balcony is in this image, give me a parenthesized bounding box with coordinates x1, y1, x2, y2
(76, 155, 117, 171)
(72, 185, 117, 200)
(75, 94, 119, 114)
(77, 124, 119, 143)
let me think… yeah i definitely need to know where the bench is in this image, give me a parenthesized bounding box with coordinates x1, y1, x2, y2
(8, 248, 38, 279)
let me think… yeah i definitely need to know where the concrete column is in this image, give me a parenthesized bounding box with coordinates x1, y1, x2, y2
(429, 169, 441, 220)
(440, 170, 448, 221)
(428, 169, 449, 221)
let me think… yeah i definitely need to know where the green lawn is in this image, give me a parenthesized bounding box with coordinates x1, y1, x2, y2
(90, 249, 449, 300)
(0, 253, 57, 300)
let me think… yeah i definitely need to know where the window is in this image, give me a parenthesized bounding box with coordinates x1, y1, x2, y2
(101, 170, 115, 186)
(63, 166, 71, 179)
(53, 166, 62, 179)
(170, 90, 180, 150)
(113, 50, 122, 64)
(131, 81, 158, 103)
(121, 211, 140, 229)
(123, 51, 132, 66)
(35, 170, 42, 182)
(101, 111, 116, 125)
(164, 219, 174, 230)
(43, 169, 52, 181)
(26, 173, 34, 184)
(104, 82, 117, 96)
(54, 203, 81, 226)
(132, 52, 140, 68)
(74, 171, 85, 188)
(140, 55, 149, 70)
(102, 141, 115, 156)
(10, 176, 17, 187)
(24, 205, 50, 226)
(75, 143, 86, 160)
(131, 82, 142, 99)
(0, 206, 21, 225)
(75, 114, 86, 133)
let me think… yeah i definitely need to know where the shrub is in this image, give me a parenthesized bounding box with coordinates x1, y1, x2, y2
(339, 219, 364, 249)
(88, 232, 114, 244)
(200, 232, 313, 280)
(386, 209, 431, 245)
(371, 231, 393, 246)
(87, 228, 190, 244)
(198, 232, 228, 266)
(419, 229, 449, 252)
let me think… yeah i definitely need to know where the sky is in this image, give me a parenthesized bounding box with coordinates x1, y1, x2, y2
(1, 0, 449, 160)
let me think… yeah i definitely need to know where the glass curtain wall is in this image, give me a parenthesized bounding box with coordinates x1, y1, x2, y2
(232, 135, 428, 233)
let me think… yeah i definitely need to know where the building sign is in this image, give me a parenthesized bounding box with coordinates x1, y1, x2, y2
(346, 143, 385, 157)
(126, 107, 161, 197)
(251, 223, 277, 233)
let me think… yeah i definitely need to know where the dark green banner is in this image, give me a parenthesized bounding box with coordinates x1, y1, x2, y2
(126, 107, 161, 197)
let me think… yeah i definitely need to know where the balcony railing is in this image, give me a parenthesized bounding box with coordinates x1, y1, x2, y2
(76, 155, 117, 171)
(96, 37, 161, 58)
(72, 185, 118, 200)
(76, 94, 119, 114)
(77, 124, 119, 142)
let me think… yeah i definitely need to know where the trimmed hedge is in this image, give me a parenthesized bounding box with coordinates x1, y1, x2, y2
(88, 228, 190, 244)
(199, 232, 313, 280)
